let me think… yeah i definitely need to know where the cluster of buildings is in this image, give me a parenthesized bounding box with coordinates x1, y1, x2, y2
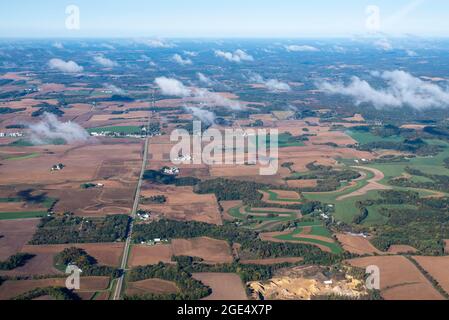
(140, 238, 169, 246)
(89, 126, 161, 139)
(137, 210, 151, 221)
(162, 166, 180, 175)
(51, 163, 65, 171)
(89, 131, 147, 139)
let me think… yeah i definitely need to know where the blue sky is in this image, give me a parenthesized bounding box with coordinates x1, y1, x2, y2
(1, 0, 448, 38)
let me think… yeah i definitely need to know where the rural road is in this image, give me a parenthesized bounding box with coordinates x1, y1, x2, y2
(112, 136, 149, 300)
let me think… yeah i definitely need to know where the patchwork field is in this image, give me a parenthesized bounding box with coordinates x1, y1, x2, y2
(260, 221, 343, 254)
(128, 244, 174, 267)
(2, 243, 124, 276)
(0, 277, 110, 300)
(192, 273, 248, 300)
(412, 256, 449, 295)
(347, 256, 444, 300)
(125, 279, 179, 296)
(0, 218, 39, 260)
(139, 185, 222, 225)
(336, 233, 383, 255)
(128, 237, 233, 267)
(0, 141, 143, 185)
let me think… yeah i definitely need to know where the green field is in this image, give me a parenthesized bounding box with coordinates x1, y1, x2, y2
(0, 211, 47, 220)
(229, 205, 299, 223)
(274, 223, 343, 254)
(0, 197, 56, 220)
(87, 126, 143, 134)
(263, 190, 303, 203)
(256, 133, 305, 149)
(346, 130, 403, 144)
(5, 153, 40, 161)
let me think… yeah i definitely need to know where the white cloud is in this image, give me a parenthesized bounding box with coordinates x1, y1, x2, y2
(249, 73, 291, 92)
(154, 77, 192, 97)
(285, 45, 319, 52)
(94, 55, 118, 68)
(29, 113, 89, 145)
(184, 51, 198, 57)
(197, 72, 215, 86)
(265, 79, 291, 92)
(48, 58, 83, 73)
(374, 38, 393, 51)
(143, 39, 174, 48)
(194, 88, 241, 110)
(184, 106, 215, 125)
(53, 42, 64, 49)
(103, 84, 125, 95)
(172, 54, 192, 65)
(406, 49, 418, 57)
(154, 77, 240, 109)
(214, 49, 254, 63)
(317, 70, 449, 110)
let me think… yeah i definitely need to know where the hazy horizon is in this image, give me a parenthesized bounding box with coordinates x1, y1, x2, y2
(2, 0, 449, 38)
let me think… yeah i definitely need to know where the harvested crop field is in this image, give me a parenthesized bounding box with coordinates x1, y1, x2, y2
(128, 244, 174, 267)
(192, 273, 247, 300)
(388, 245, 417, 254)
(171, 237, 233, 264)
(412, 256, 449, 295)
(2, 243, 124, 276)
(0, 276, 110, 300)
(48, 181, 135, 216)
(336, 233, 383, 255)
(140, 186, 222, 225)
(0, 219, 39, 260)
(0, 142, 143, 185)
(308, 131, 357, 146)
(347, 256, 444, 300)
(125, 279, 179, 296)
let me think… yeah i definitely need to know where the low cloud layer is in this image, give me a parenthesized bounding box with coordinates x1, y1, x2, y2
(52, 42, 64, 49)
(104, 84, 125, 95)
(184, 106, 216, 125)
(249, 73, 291, 92)
(154, 77, 192, 97)
(285, 45, 319, 52)
(374, 38, 393, 51)
(197, 73, 215, 86)
(172, 54, 192, 65)
(28, 113, 89, 145)
(214, 49, 253, 63)
(154, 77, 240, 109)
(317, 70, 449, 110)
(143, 39, 174, 48)
(48, 58, 83, 73)
(94, 55, 118, 68)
